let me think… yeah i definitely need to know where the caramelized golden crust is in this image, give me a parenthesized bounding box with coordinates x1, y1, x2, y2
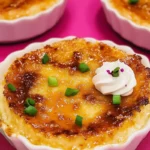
(3, 38, 150, 141)
(110, 0, 150, 26)
(0, 0, 58, 20)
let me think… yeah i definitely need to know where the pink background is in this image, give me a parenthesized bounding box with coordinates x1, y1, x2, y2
(0, 0, 150, 149)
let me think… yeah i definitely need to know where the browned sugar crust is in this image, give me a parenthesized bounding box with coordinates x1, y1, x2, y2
(3, 38, 150, 138)
(0, 0, 57, 20)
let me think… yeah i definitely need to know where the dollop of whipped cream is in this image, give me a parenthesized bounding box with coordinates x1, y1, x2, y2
(92, 60, 136, 96)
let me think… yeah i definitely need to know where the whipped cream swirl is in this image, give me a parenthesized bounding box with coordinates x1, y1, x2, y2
(92, 60, 136, 96)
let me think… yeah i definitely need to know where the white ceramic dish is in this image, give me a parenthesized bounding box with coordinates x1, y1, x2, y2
(0, 0, 66, 43)
(0, 36, 150, 150)
(101, 0, 150, 50)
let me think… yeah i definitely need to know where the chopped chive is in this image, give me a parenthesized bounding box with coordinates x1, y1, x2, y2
(48, 77, 58, 87)
(113, 95, 121, 105)
(24, 106, 37, 116)
(75, 115, 83, 127)
(42, 53, 50, 64)
(65, 88, 79, 97)
(7, 83, 16, 92)
(25, 98, 35, 107)
(78, 63, 90, 73)
(129, 0, 139, 4)
(112, 67, 120, 77)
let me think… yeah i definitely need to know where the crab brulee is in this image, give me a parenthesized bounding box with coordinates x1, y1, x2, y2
(0, 38, 150, 150)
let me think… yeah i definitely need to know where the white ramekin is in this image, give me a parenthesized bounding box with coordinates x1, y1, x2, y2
(101, 0, 150, 50)
(0, 36, 150, 150)
(0, 0, 66, 43)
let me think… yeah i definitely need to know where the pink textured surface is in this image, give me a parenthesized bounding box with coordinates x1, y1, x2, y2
(0, 0, 150, 150)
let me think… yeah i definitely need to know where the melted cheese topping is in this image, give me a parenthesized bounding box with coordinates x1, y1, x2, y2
(0, 0, 58, 20)
(0, 38, 150, 149)
(110, 0, 150, 27)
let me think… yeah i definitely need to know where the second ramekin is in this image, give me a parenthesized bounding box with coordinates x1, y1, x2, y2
(101, 0, 150, 50)
(0, 0, 66, 43)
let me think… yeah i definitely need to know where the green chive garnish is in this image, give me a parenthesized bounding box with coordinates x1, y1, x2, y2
(25, 98, 35, 107)
(24, 106, 37, 116)
(7, 83, 16, 92)
(42, 53, 50, 64)
(129, 0, 139, 4)
(65, 88, 79, 97)
(112, 67, 120, 77)
(75, 115, 83, 127)
(113, 95, 121, 105)
(78, 63, 90, 73)
(48, 77, 58, 87)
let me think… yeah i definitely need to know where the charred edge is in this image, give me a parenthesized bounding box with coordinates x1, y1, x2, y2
(44, 45, 56, 50)
(86, 96, 149, 135)
(73, 51, 82, 61)
(13, 58, 26, 69)
(99, 43, 105, 50)
(39, 97, 149, 137)
(15, 72, 37, 102)
(145, 67, 150, 78)
(54, 130, 79, 136)
(30, 94, 45, 103)
(86, 124, 100, 135)
(136, 97, 149, 106)
(134, 54, 142, 60)
(52, 61, 77, 69)
(5, 72, 38, 109)
(99, 43, 114, 52)
(51, 51, 82, 71)
(109, 97, 149, 126)
(9, 102, 17, 108)
(83, 94, 96, 104)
